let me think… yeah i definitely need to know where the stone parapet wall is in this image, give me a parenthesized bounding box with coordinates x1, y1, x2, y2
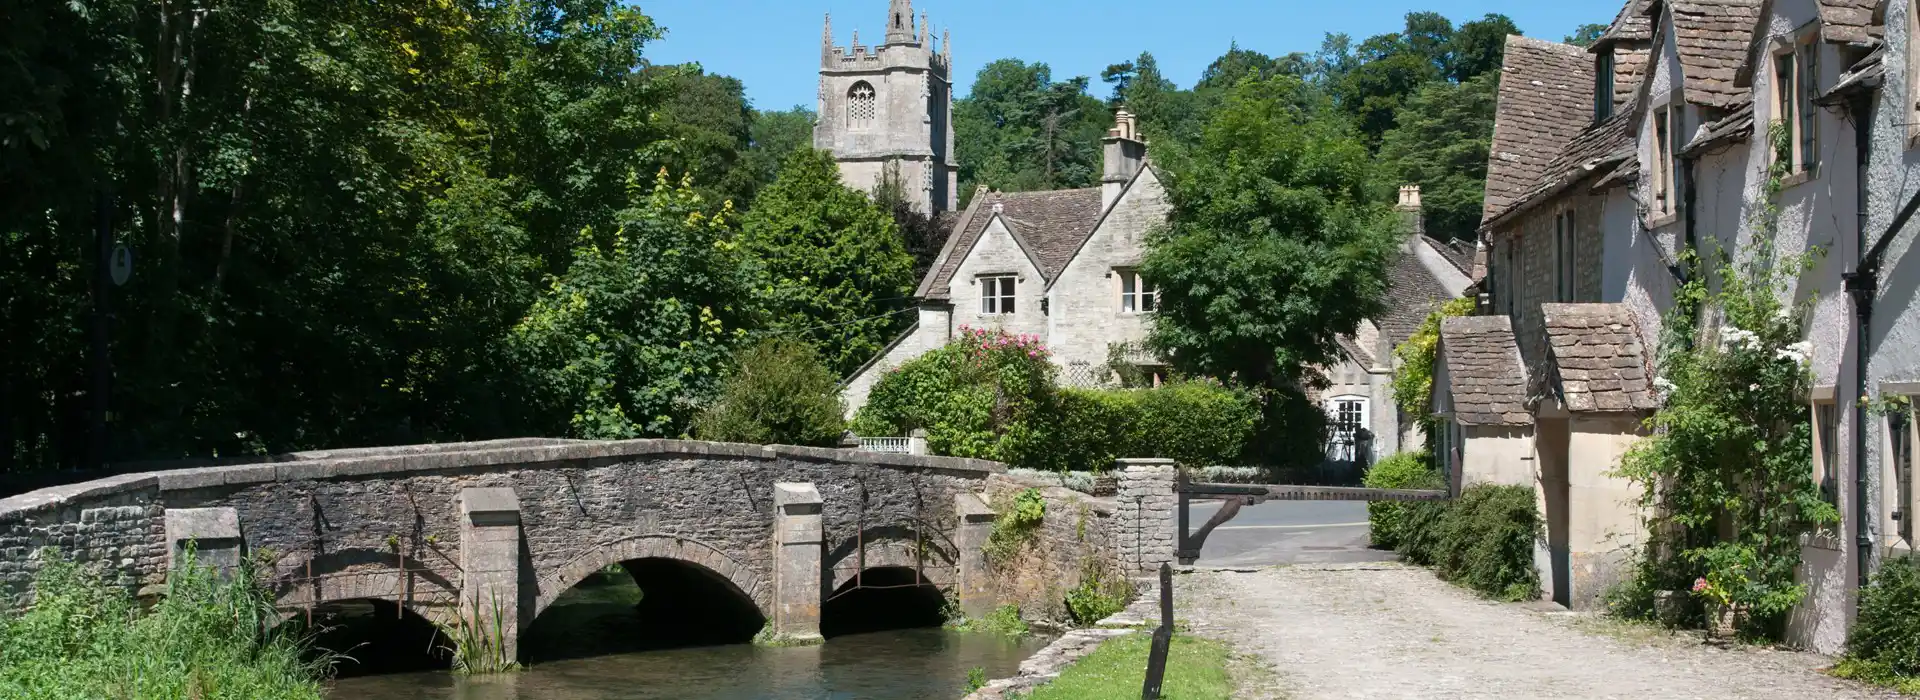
(1115, 460, 1178, 574)
(1, 440, 1003, 615)
(982, 473, 1123, 624)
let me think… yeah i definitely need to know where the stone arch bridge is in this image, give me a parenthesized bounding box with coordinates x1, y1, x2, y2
(0, 439, 1180, 658)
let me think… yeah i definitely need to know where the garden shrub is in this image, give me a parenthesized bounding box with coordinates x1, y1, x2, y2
(1362, 451, 1440, 550)
(692, 338, 845, 446)
(1392, 484, 1541, 601)
(0, 549, 327, 699)
(852, 327, 1060, 468)
(1055, 379, 1259, 472)
(1056, 388, 1143, 473)
(1839, 556, 1920, 683)
(985, 488, 1047, 564)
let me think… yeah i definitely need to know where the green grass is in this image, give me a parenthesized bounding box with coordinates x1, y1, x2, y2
(0, 548, 328, 699)
(1018, 633, 1235, 700)
(948, 604, 1031, 638)
(1829, 658, 1920, 695)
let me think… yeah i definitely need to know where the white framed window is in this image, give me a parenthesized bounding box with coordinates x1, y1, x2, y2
(1651, 107, 1675, 217)
(1771, 34, 1819, 175)
(1326, 396, 1369, 463)
(1555, 209, 1577, 302)
(1890, 400, 1916, 547)
(848, 81, 876, 130)
(1813, 397, 1840, 507)
(1118, 269, 1157, 313)
(980, 275, 1016, 315)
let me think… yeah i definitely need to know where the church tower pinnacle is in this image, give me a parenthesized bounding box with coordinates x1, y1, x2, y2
(885, 0, 915, 45)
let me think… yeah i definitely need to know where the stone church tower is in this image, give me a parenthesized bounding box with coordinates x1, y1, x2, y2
(815, 0, 957, 213)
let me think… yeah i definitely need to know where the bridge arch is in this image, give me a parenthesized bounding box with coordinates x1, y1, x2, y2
(824, 524, 957, 593)
(269, 548, 458, 615)
(533, 534, 769, 620)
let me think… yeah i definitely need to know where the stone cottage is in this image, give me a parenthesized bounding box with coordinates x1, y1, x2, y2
(1448, 0, 1920, 652)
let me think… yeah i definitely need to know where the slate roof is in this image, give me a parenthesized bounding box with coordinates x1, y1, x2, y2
(915, 188, 1104, 300)
(1483, 36, 1595, 224)
(1438, 316, 1532, 426)
(1541, 303, 1660, 413)
(1819, 44, 1886, 105)
(1664, 0, 1764, 108)
(1681, 101, 1754, 155)
(1817, 0, 1881, 45)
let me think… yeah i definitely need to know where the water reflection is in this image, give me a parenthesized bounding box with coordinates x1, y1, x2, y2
(326, 628, 1048, 699)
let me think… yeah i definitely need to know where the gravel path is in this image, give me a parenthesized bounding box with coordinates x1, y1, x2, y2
(1177, 564, 1897, 700)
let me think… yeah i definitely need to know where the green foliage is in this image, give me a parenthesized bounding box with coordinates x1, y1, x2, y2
(965, 667, 988, 693)
(852, 328, 1060, 468)
(741, 108, 819, 203)
(1376, 75, 1499, 242)
(1842, 556, 1920, 679)
(510, 172, 759, 439)
(1565, 23, 1611, 47)
(949, 604, 1031, 638)
(1394, 485, 1542, 601)
(0, 549, 326, 698)
(1020, 633, 1235, 700)
(1057, 379, 1260, 472)
(439, 590, 521, 674)
(1390, 297, 1478, 429)
(741, 149, 916, 377)
(986, 488, 1048, 564)
(692, 338, 845, 446)
(1362, 451, 1442, 550)
(1615, 250, 1837, 636)
(1064, 564, 1130, 626)
(1143, 75, 1400, 395)
(954, 59, 1111, 197)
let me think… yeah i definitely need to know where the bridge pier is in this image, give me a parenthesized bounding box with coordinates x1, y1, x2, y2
(953, 492, 996, 618)
(164, 507, 244, 578)
(771, 482, 824, 644)
(458, 487, 524, 663)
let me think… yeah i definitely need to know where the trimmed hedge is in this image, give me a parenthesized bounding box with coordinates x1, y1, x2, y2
(1362, 451, 1441, 550)
(1395, 483, 1541, 601)
(854, 330, 1257, 471)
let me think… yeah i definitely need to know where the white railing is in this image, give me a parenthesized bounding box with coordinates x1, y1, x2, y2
(859, 437, 911, 454)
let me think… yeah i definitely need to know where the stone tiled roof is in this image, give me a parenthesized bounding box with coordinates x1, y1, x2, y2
(1439, 316, 1532, 426)
(1597, 0, 1653, 47)
(1483, 100, 1639, 231)
(1665, 0, 1764, 108)
(1681, 101, 1754, 155)
(1819, 44, 1886, 105)
(1483, 36, 1595, 224)
(1379, 251, 1457, 350)
(1818, 0, 1881, 45)
(915, 188, 1103, 300)
(1541, 303, 1660, 413)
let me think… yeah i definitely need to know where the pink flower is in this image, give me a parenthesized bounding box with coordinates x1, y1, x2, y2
(1692, 578, 1710, 593)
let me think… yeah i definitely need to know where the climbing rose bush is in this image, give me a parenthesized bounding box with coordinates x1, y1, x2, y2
(853, 327, 1060, 467)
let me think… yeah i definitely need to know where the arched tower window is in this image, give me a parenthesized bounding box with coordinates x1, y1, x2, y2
(848, 82, 877, 130)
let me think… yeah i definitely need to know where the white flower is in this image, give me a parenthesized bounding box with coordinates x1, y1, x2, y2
(1750, 383, 1762, 392)
(1719, 327, 1761, 353)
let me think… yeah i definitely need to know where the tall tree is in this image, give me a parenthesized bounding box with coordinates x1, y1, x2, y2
(954, 59, 1108, 196)
(1566, 23, 1610, 47)
(511, 172, 760, 439)
(740, 107, 818, 207)
(1377, 72, 1499, 242)
(644, 64, 756, 207)
(742, 150, 916, 378)
(1449, 14, 1523, 83)
(1143, 74, 1399, 401)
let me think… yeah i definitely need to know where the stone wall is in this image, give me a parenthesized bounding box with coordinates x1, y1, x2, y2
(1044, 169, 1169, 369)
(1114, 460, 1178, 574)
(980, 473, 1124, 624)
(0, 475, 170, 605)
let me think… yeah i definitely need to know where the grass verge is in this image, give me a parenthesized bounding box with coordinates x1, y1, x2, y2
(1829, 658, 1920, 695)
(1018, 633, 1235, 700)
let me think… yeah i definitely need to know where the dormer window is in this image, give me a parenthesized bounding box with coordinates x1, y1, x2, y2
(1595, 51, 1615, 122)
(848, 82, 876, 130)
(1771, 33, 1818, 176)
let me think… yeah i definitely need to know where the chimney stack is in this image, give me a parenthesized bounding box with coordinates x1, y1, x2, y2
(1102, 108, 1148, 212)
(1395, 184, 1425, 241)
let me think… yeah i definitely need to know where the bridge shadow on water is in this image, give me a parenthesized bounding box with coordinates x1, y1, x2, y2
(821, 565, 946, 638)
(301, 599, 452, 679)
(522, 557, 766, 663)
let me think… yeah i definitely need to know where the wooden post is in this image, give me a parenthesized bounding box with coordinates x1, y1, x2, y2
(1141, 563, 1173, 699)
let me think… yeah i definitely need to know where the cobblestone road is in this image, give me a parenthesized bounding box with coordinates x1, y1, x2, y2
(1177, 564, 1897, 700)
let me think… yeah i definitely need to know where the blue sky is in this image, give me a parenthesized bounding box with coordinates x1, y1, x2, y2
(639, 0, 1626, 111)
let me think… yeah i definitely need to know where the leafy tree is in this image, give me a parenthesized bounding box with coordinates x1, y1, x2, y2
(645, 65, 756, 207)
(693, 339, 845, 447)
(742, 149, 916, 378)
(873, 163, 952, 283)
(852, 328, 1059, 468)
(1376, 73, 1499, 242)
(1142, 75, 1400, 396)
(1334, 31, 1442, 147)
(510, 172, 759, 439)
(1402, 12, 1456, 75)
(1566, 23, 1610, 48)
(1449, 14, 1522, 83)
(1102, 52, 1198, 145)
(740, 107, 818, 204)
(954, 59, 1109, 195)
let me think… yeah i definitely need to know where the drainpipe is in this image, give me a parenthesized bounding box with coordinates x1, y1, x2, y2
(1847, 93, 1875, 590)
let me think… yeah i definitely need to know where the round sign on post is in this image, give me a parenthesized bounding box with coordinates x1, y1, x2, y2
(110, 245, 133, 286)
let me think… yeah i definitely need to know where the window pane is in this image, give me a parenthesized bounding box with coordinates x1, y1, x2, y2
(1142, 279, 1157, 312)
(1003, 288, 1015, 314)
(1800, 46, 1817, 171)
